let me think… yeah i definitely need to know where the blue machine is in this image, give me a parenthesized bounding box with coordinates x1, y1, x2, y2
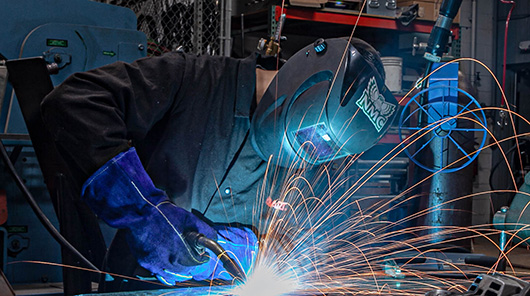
(0, 0, 147, 285)
(0, 0, 147, 135)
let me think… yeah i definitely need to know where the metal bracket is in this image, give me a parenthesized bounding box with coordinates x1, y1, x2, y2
(0, 61, 8, 118)
(493, 206, 509, 251)
(519, 40, 530, 53)
(369, 0, 380, 8)
(194, 0, 204, 54)
(497, 109, 509, 128)
(42, 48, 71, 71)
(412, 36, 428, 56)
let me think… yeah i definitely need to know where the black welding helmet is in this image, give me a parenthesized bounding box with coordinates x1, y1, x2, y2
(250, 37, 398, 168)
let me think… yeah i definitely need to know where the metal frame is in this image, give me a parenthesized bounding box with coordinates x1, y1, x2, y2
(6, 57, 106, 295)
(194, 0, 204, 54)
(273, 6, 460, 40)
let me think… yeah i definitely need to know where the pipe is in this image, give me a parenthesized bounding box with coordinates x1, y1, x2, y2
(499, 0, 516, 104)
(223, 0, 232, 56)
(241, 13, 245, 56)
(471, 0, 477, 86)
(220, 0, 225, 56)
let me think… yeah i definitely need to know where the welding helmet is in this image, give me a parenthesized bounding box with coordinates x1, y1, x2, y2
(250, 37, 398, 168)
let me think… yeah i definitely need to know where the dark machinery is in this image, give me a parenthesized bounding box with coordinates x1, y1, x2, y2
(493, 172, 530, 248)
(395, 0, 478, 253)
(0, 0, 147, 293)
(0, 0, 147, 135)
(427, 273, 530, 296)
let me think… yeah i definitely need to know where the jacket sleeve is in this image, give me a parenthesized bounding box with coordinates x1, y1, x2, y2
(41, 52, 187, 182)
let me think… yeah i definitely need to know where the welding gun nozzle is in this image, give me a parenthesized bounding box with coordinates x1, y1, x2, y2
(184, 231, 206, 254)
(185, 231, 247, 283)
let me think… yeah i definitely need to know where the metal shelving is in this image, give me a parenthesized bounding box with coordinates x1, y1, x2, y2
(272, 6, 459, 40)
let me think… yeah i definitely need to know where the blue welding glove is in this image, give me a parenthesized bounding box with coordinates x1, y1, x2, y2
(183, 225, 259, 282)
(81, 147, 218, 283)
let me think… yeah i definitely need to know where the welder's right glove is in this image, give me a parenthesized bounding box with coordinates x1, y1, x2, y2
(81, 147, 218, 284)
(190, 225, 259, 281)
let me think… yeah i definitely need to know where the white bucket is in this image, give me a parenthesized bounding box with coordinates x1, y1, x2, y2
(381, 56, 403, 93)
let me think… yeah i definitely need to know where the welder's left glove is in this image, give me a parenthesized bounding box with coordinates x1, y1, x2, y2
(81, 147, 259, 285)
(80, 148, 218, 284)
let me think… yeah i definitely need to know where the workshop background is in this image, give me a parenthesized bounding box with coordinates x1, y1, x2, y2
(0, 0, 529, 295)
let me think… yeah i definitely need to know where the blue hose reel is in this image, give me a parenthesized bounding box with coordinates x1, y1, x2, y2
(398, 71, 487, 173)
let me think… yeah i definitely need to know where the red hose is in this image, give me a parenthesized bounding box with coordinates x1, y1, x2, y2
(500, 0, 516, 106)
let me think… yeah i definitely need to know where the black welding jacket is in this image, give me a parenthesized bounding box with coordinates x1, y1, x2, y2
(41, 52, 271, 225)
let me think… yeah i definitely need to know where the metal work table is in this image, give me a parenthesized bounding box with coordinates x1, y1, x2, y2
(80, 285, 234, 296)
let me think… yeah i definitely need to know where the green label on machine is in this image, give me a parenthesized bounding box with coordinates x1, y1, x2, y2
(102, 50, 116, 57)
(46, 39, 68, 47)
(6, 225, 28, 233)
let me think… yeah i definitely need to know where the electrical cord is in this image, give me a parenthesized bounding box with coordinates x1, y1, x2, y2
(0, 139, 99, 272)
(489, 138, 529, 192)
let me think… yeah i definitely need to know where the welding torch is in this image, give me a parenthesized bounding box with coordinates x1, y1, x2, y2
(418, 0, 462, 123)
(185, 231, 247, 283)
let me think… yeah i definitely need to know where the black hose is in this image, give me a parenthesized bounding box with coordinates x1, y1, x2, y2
(0, 139, 99, 272)
(489, 139, 528, 192)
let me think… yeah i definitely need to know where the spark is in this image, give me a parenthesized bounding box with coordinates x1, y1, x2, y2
(7, 3, 530, 296)
(230, 51, 530, 296)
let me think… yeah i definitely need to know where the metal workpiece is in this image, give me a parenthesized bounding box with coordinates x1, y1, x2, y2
(78, 277, 488, 296)
(79, 285, 233, 296)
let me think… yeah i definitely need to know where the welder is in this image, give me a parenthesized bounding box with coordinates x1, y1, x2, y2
(41, 37, 397, 287)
